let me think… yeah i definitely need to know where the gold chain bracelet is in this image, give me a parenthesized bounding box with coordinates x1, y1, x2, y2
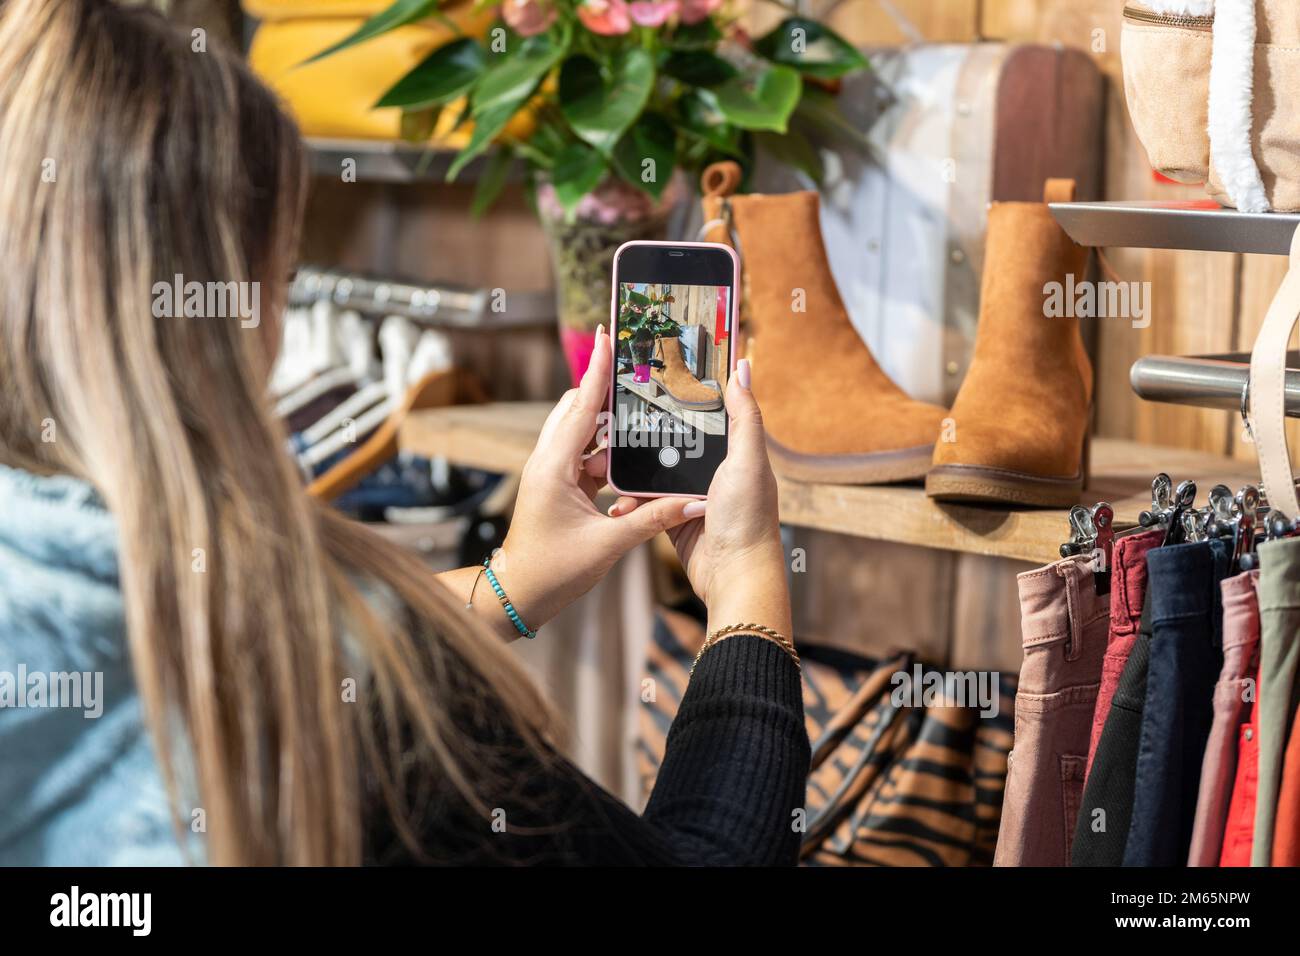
(691, 622, 800, 676)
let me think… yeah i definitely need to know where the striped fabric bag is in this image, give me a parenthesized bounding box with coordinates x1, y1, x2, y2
(638, 611, 1017, 866)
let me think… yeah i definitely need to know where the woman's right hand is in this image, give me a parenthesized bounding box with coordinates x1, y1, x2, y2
(660, 358, 792, 639)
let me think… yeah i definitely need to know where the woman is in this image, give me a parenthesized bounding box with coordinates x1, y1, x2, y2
(0, 0, 807, 866)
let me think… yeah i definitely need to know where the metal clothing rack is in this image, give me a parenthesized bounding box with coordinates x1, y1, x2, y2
(1050, 201, 1300, 418)
(1131, 353, 1300, 416)
(289, 266, 555, 331)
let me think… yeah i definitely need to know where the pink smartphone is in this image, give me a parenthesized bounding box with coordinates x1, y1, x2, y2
(606, 240, 739, 499)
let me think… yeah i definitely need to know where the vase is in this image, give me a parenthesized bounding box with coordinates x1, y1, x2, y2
(538, 174, 685, 386)
(629, 333, 655, 383)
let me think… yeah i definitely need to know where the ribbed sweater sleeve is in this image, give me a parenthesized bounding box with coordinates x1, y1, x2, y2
(366, 635, 811, 866)
(642, 634, 810, 864)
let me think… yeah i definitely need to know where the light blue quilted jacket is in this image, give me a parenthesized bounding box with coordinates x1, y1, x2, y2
(0, 465, 195, 865)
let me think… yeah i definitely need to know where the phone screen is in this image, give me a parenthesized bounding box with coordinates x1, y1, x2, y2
(608, 242, 735, 497)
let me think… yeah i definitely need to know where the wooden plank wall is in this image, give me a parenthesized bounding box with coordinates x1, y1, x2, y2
(825, 0, 1289, 464)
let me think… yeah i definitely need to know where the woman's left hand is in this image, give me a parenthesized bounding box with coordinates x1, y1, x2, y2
(458, 324, 705, 640)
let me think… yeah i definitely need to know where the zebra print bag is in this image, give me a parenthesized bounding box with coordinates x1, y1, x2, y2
(638, 611, 1016, 866)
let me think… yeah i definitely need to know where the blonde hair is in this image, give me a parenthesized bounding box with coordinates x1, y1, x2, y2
(0, 0, 552, 865)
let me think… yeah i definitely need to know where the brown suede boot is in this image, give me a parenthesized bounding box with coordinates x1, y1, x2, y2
(700, 162, 949, 484)
(651, 335, 723, 410)
(925, 179, 1092, 507)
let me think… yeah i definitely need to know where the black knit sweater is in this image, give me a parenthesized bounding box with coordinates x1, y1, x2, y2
(366, 634, 810, 866)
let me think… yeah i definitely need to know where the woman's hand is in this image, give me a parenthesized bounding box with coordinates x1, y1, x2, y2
(464, 324, 704, 641)
(666, 359, 792, 639)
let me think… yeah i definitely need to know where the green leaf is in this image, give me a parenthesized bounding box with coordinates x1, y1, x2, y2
(375, 38, 485, 110)
(676, 91, 744, 157)
(528, 117, 569, 163)
(301, 0, 439, 65)
(446, 100, 517, 180)
(664, 19, 722, 50)
(399, 106, 441, 142)
(660, 50, 737, 88)
(711, 65, 801, 133)
(551, 142, 607, 219)
(753, 17, 870, 80)
(471, 147, 516, 218)
(613, 112, 676, 200)
(754, 130, 823, 186)
(559, 49, 654, 157)
(446, 35, 563, 180)
(474, 34, 563, 116)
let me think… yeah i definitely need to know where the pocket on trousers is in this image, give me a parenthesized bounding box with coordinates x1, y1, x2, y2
(1060, 754, 1087, 862)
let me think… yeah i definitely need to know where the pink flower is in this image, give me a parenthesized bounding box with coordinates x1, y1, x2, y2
(501, 0, 557, 36)
(628, 0, 678, 27)
(678, 0, 721, 25)
(536, 174, 685, 224)
(577, 0, 632, 35)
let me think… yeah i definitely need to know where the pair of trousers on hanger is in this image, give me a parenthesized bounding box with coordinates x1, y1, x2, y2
(994, 556, 1107, 866)
(1188, 571, 1260, 866)
(1254, 537, 1300, 865)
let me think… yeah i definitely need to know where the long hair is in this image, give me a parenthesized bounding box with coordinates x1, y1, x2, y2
(0, 0, 552, 865)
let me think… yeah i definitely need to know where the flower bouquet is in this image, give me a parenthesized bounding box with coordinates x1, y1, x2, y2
(311, 0, 868, 381)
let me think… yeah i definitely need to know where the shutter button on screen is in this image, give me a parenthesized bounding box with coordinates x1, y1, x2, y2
(658, 446, 681, 468)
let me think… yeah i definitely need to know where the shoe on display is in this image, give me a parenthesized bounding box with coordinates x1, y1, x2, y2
(700, 161, 949, 485)
(925, 179, 1092, 507)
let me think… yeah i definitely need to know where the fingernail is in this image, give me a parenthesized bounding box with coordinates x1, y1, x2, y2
(597, 322, 606, 338)
(608, 501, 623, 517)
(737, 358, 751, 390)
(683, 501, 707, 519)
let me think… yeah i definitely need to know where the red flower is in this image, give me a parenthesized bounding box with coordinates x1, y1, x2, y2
(577, 0, 632, 35)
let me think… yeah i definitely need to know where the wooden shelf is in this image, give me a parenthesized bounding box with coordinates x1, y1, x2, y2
(400, 402, 1265, 565)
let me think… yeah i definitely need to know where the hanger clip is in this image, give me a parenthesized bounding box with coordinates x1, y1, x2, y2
(1060, 501, 1115, 595)
(1235, 485, 1262, 570)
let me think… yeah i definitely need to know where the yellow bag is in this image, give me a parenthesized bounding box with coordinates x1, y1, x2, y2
(246, 4, 515, 144)
(244, 1, 422, 20)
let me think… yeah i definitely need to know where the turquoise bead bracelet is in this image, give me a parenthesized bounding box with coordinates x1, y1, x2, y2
(483, 558, 537, 640)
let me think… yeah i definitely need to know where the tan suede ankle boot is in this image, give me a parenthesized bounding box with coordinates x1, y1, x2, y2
(651, 336, 723, 410)
(925, 179, 1092, 507)
(699, 162, 948, 484)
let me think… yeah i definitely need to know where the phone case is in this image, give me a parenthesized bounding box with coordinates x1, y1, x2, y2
(605, 239, 740, 500)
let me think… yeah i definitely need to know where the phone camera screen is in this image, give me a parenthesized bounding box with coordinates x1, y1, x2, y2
(609, 244, 734, 497)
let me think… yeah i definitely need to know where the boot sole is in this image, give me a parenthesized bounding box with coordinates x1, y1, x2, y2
(648, 378, 723, 411)
(767, 437, 935, 485)
(924, 463, 1084, 508)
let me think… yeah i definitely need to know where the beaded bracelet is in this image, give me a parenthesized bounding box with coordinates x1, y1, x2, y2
(691, 622, 799, 676)
(482, 558, 537, 640)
